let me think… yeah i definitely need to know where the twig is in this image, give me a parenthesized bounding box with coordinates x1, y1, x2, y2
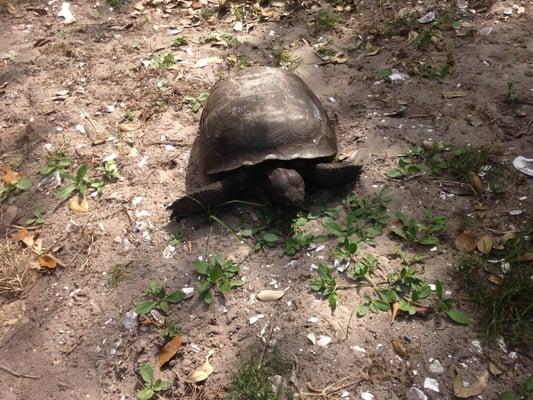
(0, 363, 41, 379)
(343, 310, 354, 341)
(259, 320, 275, 367)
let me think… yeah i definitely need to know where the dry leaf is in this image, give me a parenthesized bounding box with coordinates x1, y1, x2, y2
(331, 52, 348, 64)
(501, 232, 515, 242)
(118, 122, 141, 132)
(158, 335, 182, 368)
(1, 165, 21, 184)
(488, 361, 504, 375)
(391, 301, 400, 322)
(194, 56, 223, 69)
(38, 254, 57, 269)
(442, 90, 468, 98)
(455, 231, 477, 253)
(256, 290, 285, 302)
(12, 227, 31, 245)
(189, 350, 214, 383)
(477, 236, 493, 254)
(391, 339, 407, 357)
(488, 274, 503, 285)
(69, 194, 89, 212)
(469, 172, 484, 196)
(2, 204, 19, 227)
(453, 367, 489, 398)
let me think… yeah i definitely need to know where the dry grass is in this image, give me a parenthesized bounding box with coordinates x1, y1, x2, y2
(0, 241, 34, 298)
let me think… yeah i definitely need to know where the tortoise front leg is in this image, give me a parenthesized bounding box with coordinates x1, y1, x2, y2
(305, 162, 362, 188)
(169, 171, 252, 219)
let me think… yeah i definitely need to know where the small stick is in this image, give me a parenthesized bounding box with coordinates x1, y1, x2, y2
(0, 363, 42, 379)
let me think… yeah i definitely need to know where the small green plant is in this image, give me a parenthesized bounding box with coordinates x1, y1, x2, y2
(391, 209, 447, 245)
(227, 351, 293, 400)
(135, 282, 185, 315)
(41, 150, 71, 177)
(201, 7, 216, 19)
(25, 209, 45, 226)
(136, 363, 173, 400)
(149, 53, 177, 69)
(505, 81, 519, 103)
(376, 68, 392, 80)
(160, 322, 180, 339)
(315, 44, 337, 60)
(97, 159, 120, 181)
(350, 254, 379, 280)
(201, 32, 240, 48)
(282, 214, 324, 256)
(435, 278, 469, 324)
(196, 256, 244, 304)
(331, 236, 358, 261)
(57, 165, 90, 200)
(419, 63, 452, 80)
(414, 28, 440, 50)
(497, 375, 533, 400)
(227, 54, 253, 69)
(310, 263, 338, 311)
(0, 177, 31, 203)
(314, 10, 337, 31)
(106, 264, 129, 289)
(386, 14, 417, 35)
(169, 226, 183, 246)
(183, 92, 209, 113)
(107, 0, 125, 9)
(171, 35, 187, 47)
(272, 47, 302, 71)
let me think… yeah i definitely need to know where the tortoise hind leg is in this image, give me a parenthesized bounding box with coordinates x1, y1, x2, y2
(306, 162, 362, 188)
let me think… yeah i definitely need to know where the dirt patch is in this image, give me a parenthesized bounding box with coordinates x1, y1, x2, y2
(0, 0, 532, 399)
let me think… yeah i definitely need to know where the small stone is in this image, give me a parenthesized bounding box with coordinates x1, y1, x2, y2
(423, 377, 439, 392)
(428, 358, 444, 375)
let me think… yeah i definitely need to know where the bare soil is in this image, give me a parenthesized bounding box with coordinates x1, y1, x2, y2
(0, 0, 532, 399)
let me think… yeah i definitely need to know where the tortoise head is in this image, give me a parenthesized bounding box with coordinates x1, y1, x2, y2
(265, 167, 305, 208)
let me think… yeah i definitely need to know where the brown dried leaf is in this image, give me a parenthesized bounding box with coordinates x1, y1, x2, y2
(476, 236, 493, 254)
(501, 232, 515, 242)
(455, 231, 477, 253)
(453, 367, 489, 398)
(12, 228, 31, 244)
(69, 194, 89, 213)
(158, 335, 182, 368)
(189, 350, 214, 383)
(391, 301, 400, 323)
(391, 339, 407, 357)
(488, 361, 504, 375)
(256, 290, 285, 302)
(118, 122, 141, 132)
(1, 165, 21, 184)
(469, 172, 484, 196)
(38, 254, 57, 269)
(442, 90, 468, 98)
(488, 274, 503, 285)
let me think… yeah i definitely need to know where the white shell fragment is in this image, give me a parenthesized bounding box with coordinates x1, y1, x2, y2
(316, 335, 332, 347)
(307, 333, 317, 345)
(423, 377, 440, 392)
(513, 156, 533, 177)
(181, 287, 195, 299)
(256, 290, 285, 302)
(417, 11, 435, 23)
(249, 314, 265, 325)
(361, 392, 375, 400)
(58, 2, 76, 25)
(428, 358, 444, 375)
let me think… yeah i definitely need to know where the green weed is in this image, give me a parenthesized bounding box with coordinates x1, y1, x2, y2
(419, 63, 452, 80)
(106, 263, 129, 289)
(149, 53, 177, 69)
(314, 10, 337, 31)
(391, 209, 447, 245)
(41, 150, 71, 177)
(497, 375, 533, 400)
(386, 14, 417, 36)
(107, 0, 125, 9)
(201, 33, 240, 48)
(272, 47, 302, 71)
(135, 282, 185, 315)
(310, 263, 338, 311)
(183, 92, 209, 113)
(171, 35, 188, 47)
(0, 177, 31, 203)
(195, 256, 244, 304)
(136, 363, 173, 400)
(160, 322, 181, 339)
(25, 208, 45, 226)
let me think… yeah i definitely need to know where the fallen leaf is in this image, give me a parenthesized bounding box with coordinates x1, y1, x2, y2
(2, 204, 19, 227)
(12, 227, 33, 247)
(118, 122, 141, 132)
(442, 90, 468, 98)
(189, 350, 214, 383)
(469, 172, 484, 196)
(1, 165, 21, 184)
(391, 301, 399, 322)
(453, 367, 489, 398)
(391, 339, 407, 357)
(488, 361, 504, 375)
(501, 232, 515, 242)
(488, 274, 503, 285)
(455, 231, 477, 253)
(331, 52, 348, 64)
(477, 236, 493, 254)
(194, 56, 223, 69)
(69, 194, 89, 212)
(158, 335, 182, 368)
(256, 290, 285, 302)
(38, 254, 57, 269)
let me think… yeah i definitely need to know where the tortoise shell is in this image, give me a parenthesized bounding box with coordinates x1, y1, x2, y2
(199, 66, 337, 175)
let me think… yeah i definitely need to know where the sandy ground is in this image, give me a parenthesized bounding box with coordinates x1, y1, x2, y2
(0, 0, 532, 399)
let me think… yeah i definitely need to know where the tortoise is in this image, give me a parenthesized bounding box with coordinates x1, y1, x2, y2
(170, 66, 361, 218)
